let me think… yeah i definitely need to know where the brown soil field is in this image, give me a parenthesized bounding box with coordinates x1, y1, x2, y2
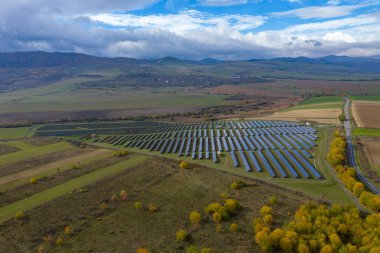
(0, 158, 311, 253)
(361, 138, 380, 173)
(352, 101, 380, 128)
(0, 144, 20, 156)
(0, 148, 91, 177)
(0, 149, 111, 186)
(260, 108, 341, 125)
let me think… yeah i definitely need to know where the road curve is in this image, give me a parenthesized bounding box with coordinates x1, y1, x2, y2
(343, 97, 380, 195)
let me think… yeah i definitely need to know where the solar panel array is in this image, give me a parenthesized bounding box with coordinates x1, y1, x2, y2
(36, 120, 321, 179)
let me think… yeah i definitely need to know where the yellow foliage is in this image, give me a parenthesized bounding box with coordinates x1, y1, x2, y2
(298, 243, 310, 253)
(279, 237, 293, 252)
(179, 161, 190, 169)
(230, 223, 238, 232)
(260, 205, 272, 217)
(212, 212, 222, 223)
(263, 214, 273, 225)
(320, 245, 333, 253)
(15, 211, 24, 219)
(200, 248, 213, 253)
(224, 198, 238, 214)
(56, 237, 63, 246)
(148, 203, 159, 212)
(134, 201, 142, 210)
(352, 182, 365, 197)
(175, 229, 188, 241)
(369, 247, 380, 253)
(64, 226, 71, 235)
(136, 248, 150, 253)
(189, 211, 201, 225)
(229, 179, 245, 190)
(30, 177, 38, 184)
(268, 196, 277, 206)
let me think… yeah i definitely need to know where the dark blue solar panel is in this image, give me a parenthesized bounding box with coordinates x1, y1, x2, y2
(292, 150, 321, 179)
(257, 150, 276, 177)
(239, 151, 251, 172)
(274, 150, 299, 178)
(265, 150, 287, 177)
(230, 151, 239, 167)
(282, 150, 310, 178)
(248, 151, 262, 172)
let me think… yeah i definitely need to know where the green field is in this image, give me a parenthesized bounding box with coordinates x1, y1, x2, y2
(0, 155, 147, 222)
(353, 128, 380, 137)
(0, 127, 30, 139)
(0, 78, 234, 113)
(299, 96, 343, 105)
(350, 95, 380, 101)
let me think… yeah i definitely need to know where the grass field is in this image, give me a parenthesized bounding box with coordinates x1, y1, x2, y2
(299, 96, 343, 105)
(350, 95, 380, 101)
(0, 155, 147, 222)
(353, 128, 380, 137)
(0, 127, 30, 139)
(0, 157, 310, 252)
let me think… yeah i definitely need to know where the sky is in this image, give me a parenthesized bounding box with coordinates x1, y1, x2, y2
(0, 0, 380, 60)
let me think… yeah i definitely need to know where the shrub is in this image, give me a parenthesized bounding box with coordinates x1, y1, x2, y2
(115, 150, 128, 157)
(134, 201, 142, 210)
(268, 196, 277, 206)
(201, 248, 213, 253)
(186, 245, 199, 253)
(56, 237, 63, 246)
(148, 203, 159, 212)
(298, 243, 310, 253)
(352, 182, 365, 197)
(110, 193, 117, 202)
(136, 248, 150, 253)
(212, 212, 222, 223)
(15, 211, 24, 219)
(320, 245, 333, 253)
(204, 203, 222, 214)
(64, 226, 71, 235)
(176, 229, 189, 241)
(119, 190, 128, 201)
(230, 223, 238, 232)
(30, 177, 38, 184)
(260, 206, 272, 217)
(179, 161, 190, 169)
(279, 237, 293, 252)
(220, 192, 228, 199)
(229, 179, 246, 190)
(189, 211, 201, 225)
(263, 214, 273, 225)
(224, 199, 239, 214)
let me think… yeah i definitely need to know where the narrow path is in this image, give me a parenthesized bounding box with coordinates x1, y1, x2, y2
(343, 97, 380, 195)
(0, 149, 112, 185)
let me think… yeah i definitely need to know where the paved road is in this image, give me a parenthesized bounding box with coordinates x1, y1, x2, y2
(343, 97, 380, 195)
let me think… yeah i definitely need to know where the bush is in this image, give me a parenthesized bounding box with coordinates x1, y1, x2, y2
(176, 229, 189, 241)
(189, 211, 201, 225)
(110, 193, 117, 202)
(279, 237, 293, 252)
(263, 214, 273, 225)
(268, 196, 277, 205)
(229, 179, 246, 190)
(230, 223, 238, 232)
(64, 226, 71, 235)
(148, 203, 159, 212)
(136, 248, 150, 253)
(260, 206, 272, 217)
(119, 190, 128, 201)
(186, 245, 199, 253)
(201, 248, 212, 253)
(15, 211, 24, 219)
(179, 161, 190, 169)
(56, 237, 63, 246)
(115, 150, 128, 157)
(212, 212, 222, 223)
(134, 201, 142, 210)
(352, 182, 365, 197)
(30, 177, 38, 184)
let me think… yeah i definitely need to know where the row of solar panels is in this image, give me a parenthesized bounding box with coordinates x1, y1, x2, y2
(37, 119, 308, 132)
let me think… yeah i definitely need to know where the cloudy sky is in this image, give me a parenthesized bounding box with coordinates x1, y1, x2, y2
(1, 0, 380, 59)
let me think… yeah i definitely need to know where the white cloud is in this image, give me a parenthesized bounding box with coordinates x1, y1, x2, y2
(272, 4, 370, 19)
(327, 0, 341, 6)
(323, 31, 356, 42)
(198, 0, 249, 6)
(89, 11, 266, 34)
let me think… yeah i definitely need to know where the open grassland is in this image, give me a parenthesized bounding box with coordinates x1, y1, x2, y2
(352, 101, 380, 128)
(0, 155, 147, 222)
(0, 157, 310, 253)
(0, 127, 30, 139)
(353, 128, 380, 137)
(298, 96, 343, 105)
